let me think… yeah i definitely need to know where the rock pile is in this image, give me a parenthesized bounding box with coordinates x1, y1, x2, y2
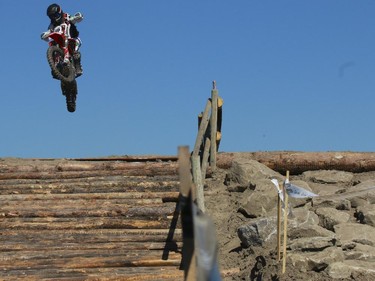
(224, 157, 375, 279)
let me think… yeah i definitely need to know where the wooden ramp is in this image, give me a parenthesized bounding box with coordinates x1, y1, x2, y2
(0, 157, 184, 280)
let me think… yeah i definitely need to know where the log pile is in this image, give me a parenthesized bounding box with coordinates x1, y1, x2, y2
(0, 157, 183, 280)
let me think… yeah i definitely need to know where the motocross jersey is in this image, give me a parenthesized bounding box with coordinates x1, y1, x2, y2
(48, 12, 83, 38)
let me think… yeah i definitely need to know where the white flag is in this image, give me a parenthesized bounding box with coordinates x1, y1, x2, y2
(284, 179, 318, 198)
(271, 179, 284, 202)
(271, 179, 318, 199)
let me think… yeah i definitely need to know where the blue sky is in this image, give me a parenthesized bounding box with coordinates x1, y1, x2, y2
(0, 1, 374, 158)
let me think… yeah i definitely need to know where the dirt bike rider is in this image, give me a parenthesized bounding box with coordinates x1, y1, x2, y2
(41, 3, 84, 77)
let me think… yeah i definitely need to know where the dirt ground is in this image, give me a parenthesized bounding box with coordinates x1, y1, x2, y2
(204, 165, 374, 281)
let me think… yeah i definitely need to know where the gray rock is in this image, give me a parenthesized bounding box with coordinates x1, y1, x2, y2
(238, 179, 278, 218)
(288, 224, 335, 240)
(289, 247, 344, 272)
(315, 207, 351, 231)
(289, 207, 320, 228)
(226, 158, 281, 190)
(356, 204, 375, 227)
(344, 243, 375, 261)
(334, 223, 375, 247)
(302, 170, 353, 185)
(326, 260, 375, 279)
(237, 217, 277, 247)
(346, 180, 375, 205)
(237, 209, 319, 248)
(312, 196, 351, 210)
(288, 236, 335, 251)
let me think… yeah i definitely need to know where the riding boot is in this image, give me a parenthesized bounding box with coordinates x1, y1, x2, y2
(73, 51, 83, 77)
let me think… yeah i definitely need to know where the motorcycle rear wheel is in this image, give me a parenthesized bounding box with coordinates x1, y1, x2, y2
(47, 46, 75, 83)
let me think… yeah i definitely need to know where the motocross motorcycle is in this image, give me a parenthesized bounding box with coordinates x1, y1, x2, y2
(42, 22, 79, 112)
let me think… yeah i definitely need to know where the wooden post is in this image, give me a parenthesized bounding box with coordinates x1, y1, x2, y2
(277, 189, 282, 261)
(178, 146, 196, 281)
(210, 81, 218, 171)
(201, 137, 211, 180)
(191, 155, 205, 213)
(178, 146, 192, 198)
(193, 100, 211, 157)
(282, 171, 290, 274)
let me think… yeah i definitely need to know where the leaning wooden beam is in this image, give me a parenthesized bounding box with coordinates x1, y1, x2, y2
(210, 83, 218, 171)
(201, 137, 211, 180)
(216, 151, 375, 174)
(193, 99, 212, 157)
(191, 155, 205, 212)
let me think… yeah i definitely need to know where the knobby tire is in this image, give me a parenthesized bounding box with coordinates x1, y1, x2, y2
(47, 46, 75, 83)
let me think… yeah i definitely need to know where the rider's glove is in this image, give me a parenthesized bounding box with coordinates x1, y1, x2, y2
(41, 31, 51, 41)
(70, 12, 83, 24)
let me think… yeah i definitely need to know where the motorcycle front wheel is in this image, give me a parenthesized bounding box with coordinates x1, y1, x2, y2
(47, 46, 75, 83)
(61, 80, 77, 113)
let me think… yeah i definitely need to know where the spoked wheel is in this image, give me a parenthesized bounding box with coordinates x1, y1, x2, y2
(61, 80, 78, 113)
(47, 46, 75, 83)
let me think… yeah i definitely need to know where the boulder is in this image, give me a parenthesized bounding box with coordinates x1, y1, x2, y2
(288, 236, 335, 251)
(288, 224, 335, 240)
(289, 247, 344, 272)
(315, 207, 351, 231)
(356, 204, 375, 227)
(326, 260, 375, 279)
(237, 209, 319, 248)
(237, 179, 278, 218)
(344, 243, 375, 261)
(345, 180, 375, 205)
(237, 216, 277, 247)
(312, 196, 351, 210)
(289, 207, 319, 228)
(302, 170, 353, 185)
(334, 223, 375, 247)
(225, 158, 282, 191)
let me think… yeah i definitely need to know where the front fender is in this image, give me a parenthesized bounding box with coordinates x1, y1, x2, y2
(48, 33, 65, 48)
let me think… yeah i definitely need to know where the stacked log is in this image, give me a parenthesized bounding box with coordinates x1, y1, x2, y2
(0, 158, 183, 280)
(217, 151, 375, 174)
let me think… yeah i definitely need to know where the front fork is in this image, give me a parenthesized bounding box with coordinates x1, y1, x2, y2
(63, 39, 71, 64)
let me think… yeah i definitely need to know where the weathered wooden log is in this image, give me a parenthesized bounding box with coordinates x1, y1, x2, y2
(0, 180, 180, 194)
(0, 175, 179, 186)
(0, 229, 183, 243)
(0, 241, 182, 252)
(0, 192, 179, 201)
(0, 202, 177, 218)
(0, 162, 179, 180)
(0, 267, 183, 281)
(0, 217, 181, 230)
(217, 151, 375, 174)
(0, 252, 182, 270)
(0, 159, 177, 173)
